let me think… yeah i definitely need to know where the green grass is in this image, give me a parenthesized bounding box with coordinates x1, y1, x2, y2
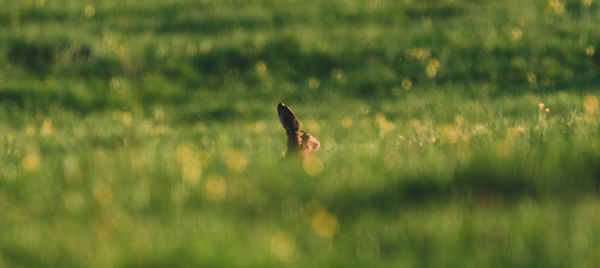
(1, 0, 600, 267)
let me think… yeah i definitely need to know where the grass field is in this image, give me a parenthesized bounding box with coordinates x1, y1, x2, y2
(2, 0, 600, 267)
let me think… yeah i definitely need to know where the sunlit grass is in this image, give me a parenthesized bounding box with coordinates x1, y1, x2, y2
(1, 90, 599, 266)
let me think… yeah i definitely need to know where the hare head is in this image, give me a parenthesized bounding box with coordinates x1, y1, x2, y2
(277, 103, 320, 159)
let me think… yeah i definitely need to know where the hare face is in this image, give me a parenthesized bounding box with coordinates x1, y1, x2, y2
(287, 130, 320, 158)
(278, 103, 320, 159)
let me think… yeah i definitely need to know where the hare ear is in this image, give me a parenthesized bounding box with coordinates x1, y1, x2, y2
(277, 103, 300, 131)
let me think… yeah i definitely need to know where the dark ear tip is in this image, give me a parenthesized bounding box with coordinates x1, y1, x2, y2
(277, 103, 285, 113)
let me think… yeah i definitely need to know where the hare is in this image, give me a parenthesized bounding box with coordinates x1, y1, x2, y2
(277, 103, 320, 159)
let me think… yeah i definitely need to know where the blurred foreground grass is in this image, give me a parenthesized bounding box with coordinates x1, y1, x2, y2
(2, 0, 600, 267)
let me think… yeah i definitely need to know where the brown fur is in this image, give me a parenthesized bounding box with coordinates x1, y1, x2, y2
(278, 103, 320, 159)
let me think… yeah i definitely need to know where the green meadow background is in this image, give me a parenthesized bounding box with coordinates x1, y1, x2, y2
(2, 0, 600, 266)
